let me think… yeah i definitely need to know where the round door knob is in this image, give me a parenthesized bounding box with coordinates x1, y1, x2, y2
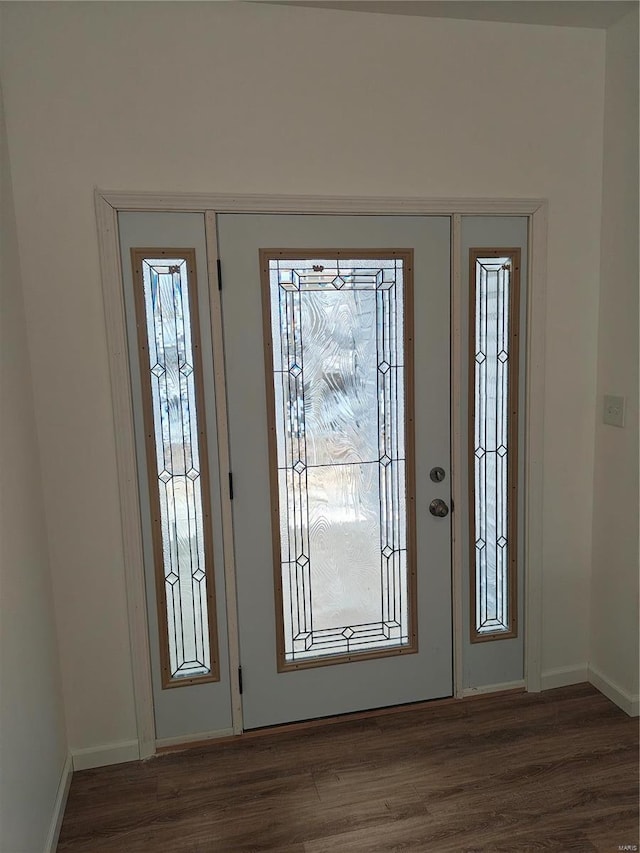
(429, 498, 449, 518)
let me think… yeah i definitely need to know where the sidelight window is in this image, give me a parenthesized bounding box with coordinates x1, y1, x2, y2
(469, 249, 520, 641)
(131, 249, 219, 686)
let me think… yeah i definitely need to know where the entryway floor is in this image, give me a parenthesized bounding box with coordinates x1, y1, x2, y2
(57, 683, 638, 852)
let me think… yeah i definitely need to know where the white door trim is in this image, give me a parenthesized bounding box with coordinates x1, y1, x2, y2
(204, 212, 243, 735)
(94, 196, 155, 759)
(450, 214, 464, 698)
(95, 190, 547, 755)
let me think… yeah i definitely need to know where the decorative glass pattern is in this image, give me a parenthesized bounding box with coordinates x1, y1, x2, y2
(137, 253, 215, 682)
(265, 254, 414, 665)
(471, 253, 518, 637)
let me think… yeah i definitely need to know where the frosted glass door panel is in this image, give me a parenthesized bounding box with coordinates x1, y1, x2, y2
(263, 254, 415, 668)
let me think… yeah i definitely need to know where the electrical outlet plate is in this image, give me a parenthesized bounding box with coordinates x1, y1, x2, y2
(603, 394, 625, 428)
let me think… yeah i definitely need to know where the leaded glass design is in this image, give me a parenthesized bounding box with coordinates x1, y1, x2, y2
(133, 250, 218, 686)
(470, 251, 519, 640)
(264, 252, 416, 667)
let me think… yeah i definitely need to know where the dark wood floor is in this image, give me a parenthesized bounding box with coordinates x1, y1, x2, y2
(57, 684, 639, 852)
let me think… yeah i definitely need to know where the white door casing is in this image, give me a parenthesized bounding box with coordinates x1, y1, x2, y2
(95, 191, 547, 755)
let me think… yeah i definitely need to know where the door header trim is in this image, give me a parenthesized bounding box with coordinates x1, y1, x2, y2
(98, 190, 545, 216)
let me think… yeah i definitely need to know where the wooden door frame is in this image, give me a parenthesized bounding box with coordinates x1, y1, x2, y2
(95, 191, 547, 759)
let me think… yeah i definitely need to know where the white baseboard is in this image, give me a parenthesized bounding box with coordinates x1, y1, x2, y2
(44, 752, 73, 853)
(540, 664, 588, 690)
(71, 739, 140, 771)
(588, 665, 640, 717)
(462, 679, 525, 698)
(155, 727, 234, 749)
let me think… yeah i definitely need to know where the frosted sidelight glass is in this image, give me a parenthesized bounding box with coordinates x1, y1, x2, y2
(471, 252, 519, 639)
(265, 254, 415, 666)
(135, 252, 217, 685)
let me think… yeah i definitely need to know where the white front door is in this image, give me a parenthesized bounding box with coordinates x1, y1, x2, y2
(217, 214, 453, 729)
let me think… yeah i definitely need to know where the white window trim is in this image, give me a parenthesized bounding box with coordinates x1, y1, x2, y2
(95, 190, 547, 759)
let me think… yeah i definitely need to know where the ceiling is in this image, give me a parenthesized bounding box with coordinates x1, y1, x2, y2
(258, 1, 637, 29)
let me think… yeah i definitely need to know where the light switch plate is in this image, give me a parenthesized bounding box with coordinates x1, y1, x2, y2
(603, 394, 625, 427)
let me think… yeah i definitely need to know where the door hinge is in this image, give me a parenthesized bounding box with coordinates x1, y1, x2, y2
(451, 498, 454, 512)
(216, 258, 222, 291)
(238, 666, 243, 695)
(228, 472, 234, 500)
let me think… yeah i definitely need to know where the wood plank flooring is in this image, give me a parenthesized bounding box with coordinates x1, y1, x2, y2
(57, 684, 639, 852)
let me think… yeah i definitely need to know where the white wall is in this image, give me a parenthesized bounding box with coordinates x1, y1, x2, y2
(0, 82, 68, 853)
(590, 9, 639, 711)
(0, 2, 605, 752)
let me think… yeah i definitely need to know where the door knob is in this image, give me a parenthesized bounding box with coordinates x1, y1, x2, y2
(429, 498, 449, 518)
